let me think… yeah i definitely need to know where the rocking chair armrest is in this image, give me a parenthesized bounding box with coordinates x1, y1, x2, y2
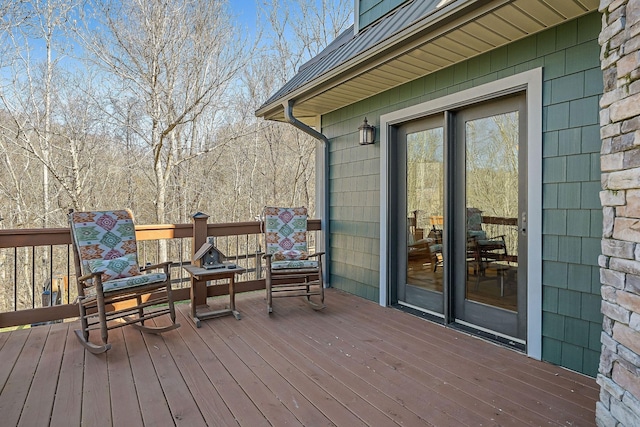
(307, 251, 325, 259)
(486, 234, 507, 244)
(78, 270, 104, 283)
(140, 261, 172, 272)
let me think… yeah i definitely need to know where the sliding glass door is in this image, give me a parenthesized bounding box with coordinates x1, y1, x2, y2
(395, 93, 527, 341)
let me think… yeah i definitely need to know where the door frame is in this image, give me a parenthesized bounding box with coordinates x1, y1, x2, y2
(379, 68, 542, 359)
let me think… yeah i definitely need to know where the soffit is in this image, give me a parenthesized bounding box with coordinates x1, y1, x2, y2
(257, 0, 599, 125)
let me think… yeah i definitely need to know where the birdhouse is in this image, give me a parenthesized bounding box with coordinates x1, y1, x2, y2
(193, 239, 226, 269)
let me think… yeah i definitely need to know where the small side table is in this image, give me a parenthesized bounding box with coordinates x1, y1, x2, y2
(183, 264, 245, 327)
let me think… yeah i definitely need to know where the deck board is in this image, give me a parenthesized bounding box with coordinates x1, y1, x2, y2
(154, 315, 239, 426)
(2, 326, 49, 427)
(241, 294, 436, 426)
(18, 323, 67, 427)
(0, 289, 598, 426)
(108, 328, 144, 427)
(199, 316, 303, 426)
(123, 322, 174, 426)
(50, 324, 84, 427)
(143, 328, 207, 427)
(220, 304, 371, 427)
(327, 293, 596, 425)
(0, 326, 29, 396)
(82, 335, 112, 426)
(292, 298, 517, 425)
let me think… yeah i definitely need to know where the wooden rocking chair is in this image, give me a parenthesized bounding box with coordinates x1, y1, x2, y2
(68, 209, 180, 354)
(263, 207, 325, 313)
(467, 207, 508, 275)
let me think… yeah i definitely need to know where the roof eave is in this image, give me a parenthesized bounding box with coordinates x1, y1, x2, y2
(255, 0, 485, 121)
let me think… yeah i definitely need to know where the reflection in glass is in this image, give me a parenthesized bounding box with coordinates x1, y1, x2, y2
(406, 128, 444, 293)
(465, 112, 519, 311)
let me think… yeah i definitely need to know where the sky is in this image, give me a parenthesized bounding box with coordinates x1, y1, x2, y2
(232, 0, 260, 35)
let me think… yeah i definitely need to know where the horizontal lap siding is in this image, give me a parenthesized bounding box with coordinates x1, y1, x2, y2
(322, 11, 603, 376)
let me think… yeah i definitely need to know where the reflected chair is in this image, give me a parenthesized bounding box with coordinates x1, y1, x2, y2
(408, 238, 443, 272)
(467, 207, 508, 275)
(263, 206, 324, 313)
(69, 209, 179, 354)
(408, 210, 443, 272)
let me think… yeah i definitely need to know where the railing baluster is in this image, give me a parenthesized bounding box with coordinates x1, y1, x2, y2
(13, 247, 17, 311)
(31, 246, 35, 309)
(48, 246, 52, 305)
(66, 244, 71, 304)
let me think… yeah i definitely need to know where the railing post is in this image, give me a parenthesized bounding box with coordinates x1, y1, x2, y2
(190, 212, 209, 319)
(192, 212, 209, 256)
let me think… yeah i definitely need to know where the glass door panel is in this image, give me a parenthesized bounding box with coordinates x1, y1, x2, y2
(407, 128, 444, 288)
(453, 94, 527, 340)
(397, 117, 444, 315)
(465, 111, 519, 311)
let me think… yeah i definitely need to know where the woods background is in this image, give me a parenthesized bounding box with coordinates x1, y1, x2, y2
(0, 0, 352, 229)
(0, 0, 351, 314)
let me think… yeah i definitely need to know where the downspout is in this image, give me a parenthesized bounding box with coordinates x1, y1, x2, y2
(283, 100, 331, 287)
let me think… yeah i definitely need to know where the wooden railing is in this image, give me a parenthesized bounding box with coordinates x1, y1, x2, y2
(0, 219, 321, 328)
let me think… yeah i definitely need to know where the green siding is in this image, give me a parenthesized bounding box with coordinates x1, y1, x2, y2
(322, 12, 602, 377)
(359, 0, 407, 30)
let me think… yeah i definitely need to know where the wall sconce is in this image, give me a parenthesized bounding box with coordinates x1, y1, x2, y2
(358, 117, 375, 145)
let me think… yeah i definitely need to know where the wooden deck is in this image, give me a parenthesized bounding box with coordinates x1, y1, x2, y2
(0, 289, 598, 426)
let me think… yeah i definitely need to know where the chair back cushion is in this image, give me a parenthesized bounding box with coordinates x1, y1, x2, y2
(466, 207, 487, 240)
(69, 210, 141, 281)
(264, 207, 308, 259)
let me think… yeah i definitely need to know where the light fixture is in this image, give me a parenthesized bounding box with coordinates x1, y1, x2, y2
(358, 117, 375, 145)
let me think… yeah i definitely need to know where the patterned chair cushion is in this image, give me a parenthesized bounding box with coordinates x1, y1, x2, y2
(69, 210, 157, 293)
(430, 243, 443, 253)
(264, 207, 308, 255)
(467, 208, 492, 241)
(88, 253, 140, 282)
(468, 230, 488, 240)
(272, 249, 309, 261)
(467, 208, 483, 231)
(271, 260, 319, 270)
(85, 273, 167, 295)
(70, 210, 140, 276)
(264, 207, 318, 270)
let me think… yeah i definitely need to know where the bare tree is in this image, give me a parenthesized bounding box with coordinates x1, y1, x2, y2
(0, 0, 82, 227)
(79, 0, 248, 226)
(0, 0, 354, 314)
(260, 0, 352, 74)
(236, 0, 353, 216)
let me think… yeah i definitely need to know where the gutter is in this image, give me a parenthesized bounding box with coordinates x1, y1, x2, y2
(283, 100, 331, 288)
(283, 100, 329, 144)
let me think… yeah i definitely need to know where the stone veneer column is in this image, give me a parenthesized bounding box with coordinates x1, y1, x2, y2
(598, 0, 640, 425)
